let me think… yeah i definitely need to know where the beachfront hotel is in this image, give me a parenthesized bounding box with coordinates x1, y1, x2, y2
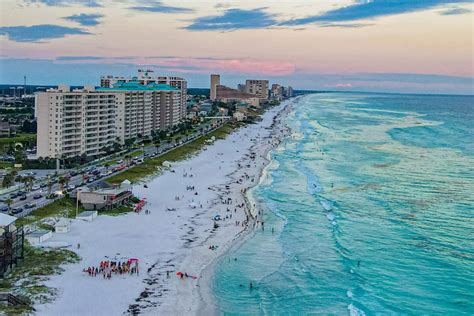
(100, 69, 187, 119)
(35, 82, 182, 159)
(210, 74, 260, 107)
(245, 80, 269, 100)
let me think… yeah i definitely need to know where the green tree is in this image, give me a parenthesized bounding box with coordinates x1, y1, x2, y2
(124, 154, 131, 166)
(5, 198, 13, 215)
(1, 170, 17, 188)
(58, 176, 69, 192)
(23, 175, 34, 191)
(47, 177, 53, 194)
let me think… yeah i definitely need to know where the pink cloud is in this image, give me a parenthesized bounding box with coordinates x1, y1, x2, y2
(141, 57, 296, 76)
(53, 55, 296, 76)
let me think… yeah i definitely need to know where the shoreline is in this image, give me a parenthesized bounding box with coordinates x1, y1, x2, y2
(195, 101, 295, 315)
(32, 98, 297, 315)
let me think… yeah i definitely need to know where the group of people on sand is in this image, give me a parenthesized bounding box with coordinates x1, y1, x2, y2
(83, 259, 139, 279)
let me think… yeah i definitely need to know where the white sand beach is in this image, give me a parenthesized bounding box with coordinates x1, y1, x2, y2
(36, 99, 293, 315)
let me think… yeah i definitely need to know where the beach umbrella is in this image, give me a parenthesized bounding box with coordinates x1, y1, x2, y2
(176, 272, 183, 276)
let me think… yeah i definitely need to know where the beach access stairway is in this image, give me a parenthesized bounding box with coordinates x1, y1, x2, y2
(0, 292, 31, 308)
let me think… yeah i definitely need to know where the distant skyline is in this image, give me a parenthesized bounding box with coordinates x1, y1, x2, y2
(0, 0, 473, 94)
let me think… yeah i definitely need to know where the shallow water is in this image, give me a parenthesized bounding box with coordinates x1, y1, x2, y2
(212, 93, 474, 315)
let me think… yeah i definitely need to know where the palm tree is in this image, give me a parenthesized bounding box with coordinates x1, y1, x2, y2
(47, 179, 53, 194)
(19, 176, 29, 191)
(24, 175, 34, 192)
(58, 176, 69, 192)
(5, 198, 13, 215)
(124, 154, 131, 166)
(2, 170, 16, 188)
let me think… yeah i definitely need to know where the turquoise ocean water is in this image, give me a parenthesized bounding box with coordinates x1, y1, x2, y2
(212, 93, 474, 315)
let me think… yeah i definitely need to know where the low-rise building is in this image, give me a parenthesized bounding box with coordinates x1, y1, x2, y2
(0, 122, 15, 137)
(25, 230, 51, 246)
(55, 218, 71, 233)
(215, 85, 260, 107)
(233, 111, 246, 122)
(78, 180, 133, 210)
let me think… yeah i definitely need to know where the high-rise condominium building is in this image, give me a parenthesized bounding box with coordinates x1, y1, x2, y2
(100, 69, 187, 120)
(245, 80, 269, 100)
(35, 82, 181, 159)
(271, 84, 283, 100)
(210, 74, 221, 101)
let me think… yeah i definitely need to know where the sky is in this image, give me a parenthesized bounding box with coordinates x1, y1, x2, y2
(0, 0, 473, 94)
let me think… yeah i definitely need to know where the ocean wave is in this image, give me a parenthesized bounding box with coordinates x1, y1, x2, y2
(348, 303, 366, 316)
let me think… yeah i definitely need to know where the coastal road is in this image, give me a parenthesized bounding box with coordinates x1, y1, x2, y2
(0, 119, 228, 218)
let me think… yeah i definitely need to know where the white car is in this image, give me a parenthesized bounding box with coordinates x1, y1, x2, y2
(31, 185, 41, 191)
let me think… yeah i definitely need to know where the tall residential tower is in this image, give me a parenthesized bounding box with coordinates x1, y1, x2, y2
(210, 74, 220, 101)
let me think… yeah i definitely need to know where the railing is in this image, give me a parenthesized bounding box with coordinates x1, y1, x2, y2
(0, 293, 30, 307)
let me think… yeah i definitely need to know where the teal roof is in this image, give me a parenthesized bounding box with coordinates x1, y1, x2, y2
(97, 81, 179, 91)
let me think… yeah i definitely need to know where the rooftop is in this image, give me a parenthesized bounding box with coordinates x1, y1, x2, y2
(0, 213, 17, 227)
(216, 85, 258, 99)
(96, 81, 179, 92)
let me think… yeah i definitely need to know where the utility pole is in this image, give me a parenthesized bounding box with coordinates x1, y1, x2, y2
(23, 75, 26, 98)
(76, 190, 80, 217)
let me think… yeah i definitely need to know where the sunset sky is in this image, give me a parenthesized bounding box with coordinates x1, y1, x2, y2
(0, 0, 473, 94)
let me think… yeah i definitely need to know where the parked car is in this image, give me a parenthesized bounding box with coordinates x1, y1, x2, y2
(69, 171, 78, 177)
(40, 183, 47, 188)
(19, 195, 27, 201)
(0, 205, 9, 213)
(11, 207, 23, 215)
(66, 185, 76, 192)
(31, 185, 41, 191)
(33, 193, 42, 199)
(24, 203, 33, 209)
(9, 193, 19, 199)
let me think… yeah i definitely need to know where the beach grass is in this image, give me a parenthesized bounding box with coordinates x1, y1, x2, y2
(0, 242, 80, 314)
(106, 124, 235, 184)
